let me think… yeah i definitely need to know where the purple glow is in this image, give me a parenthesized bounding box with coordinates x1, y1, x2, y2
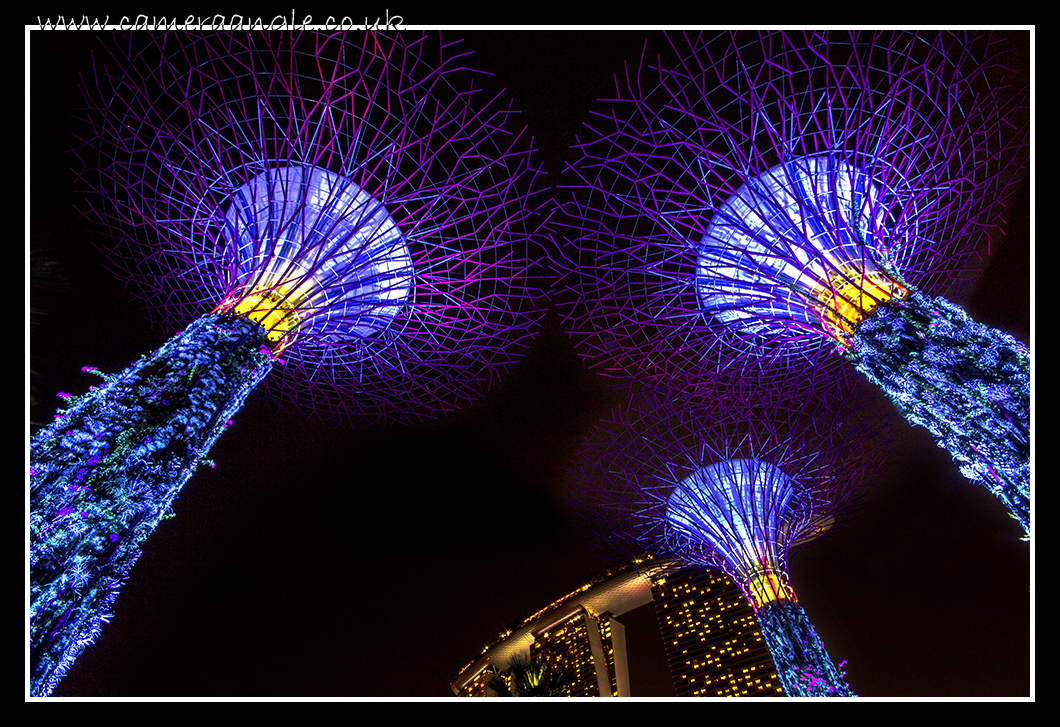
(667, 459, 801, 586)
(567, 375, 891, 586)
(220, 165, 412, 340)
(79, 30, 547, 425)
(560, 30, 1027, 373)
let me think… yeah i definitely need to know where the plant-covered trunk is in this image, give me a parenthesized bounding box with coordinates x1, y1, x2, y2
(756, 598, 854, 697)
(30, 314, 273, 697)
(846, 291, 1030, 535)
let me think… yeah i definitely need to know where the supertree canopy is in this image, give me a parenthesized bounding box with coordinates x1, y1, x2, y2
(566, 377, 892, 696)
(559, 31, 1030, 535)
(30, 30, 545, 697)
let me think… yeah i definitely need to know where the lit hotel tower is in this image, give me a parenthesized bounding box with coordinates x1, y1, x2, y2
(654, 564, 784, 696)
(565, 377, 889, 696)
(451, 559, 784, 697)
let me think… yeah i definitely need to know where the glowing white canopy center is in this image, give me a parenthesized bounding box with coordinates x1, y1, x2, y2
(221, 165, 412, 340)
(696, 155, 892, 339)
(666, 458, 796, 576)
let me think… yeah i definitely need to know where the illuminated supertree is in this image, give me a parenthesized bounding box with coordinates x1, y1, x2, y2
(566, 378, 891, 696)
(559, 31, 1030, 535)
(30, 31, 544, 697)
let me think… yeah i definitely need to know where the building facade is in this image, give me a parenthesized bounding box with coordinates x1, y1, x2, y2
(451, 559, 784, 697)
(653, 567, 784, 696)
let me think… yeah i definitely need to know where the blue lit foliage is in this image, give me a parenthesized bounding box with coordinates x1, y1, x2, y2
(566, 378, 888, 696)
(757, 600, 855, 697)
(29, 315, 272, 697)
(558, 31, 1029, 536)
(664, 458, 854, 697)
(847, 291, 1030, 534)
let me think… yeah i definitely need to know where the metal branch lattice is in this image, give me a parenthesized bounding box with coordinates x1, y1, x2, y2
(566, 376, 891, 696)
(558, 30, 1029, 533)
(77, 30, 547, 426)
(31, 30, 546, 697)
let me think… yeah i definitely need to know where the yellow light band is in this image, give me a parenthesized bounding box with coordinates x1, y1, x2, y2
(746, 564, 794, 610)
(214, 278, 316, 349)
(813, 265, 908, 343)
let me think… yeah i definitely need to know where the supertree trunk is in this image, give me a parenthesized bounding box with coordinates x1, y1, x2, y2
(29, 314, 273, 697)
(566, 380, 890, 695)
(756, 599, 854, 697)
(556, 30, 1030, 538)
(845, 291, 1030, 535)
(30, 29, 545, 696)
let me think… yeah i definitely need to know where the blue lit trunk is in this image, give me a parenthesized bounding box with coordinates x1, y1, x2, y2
(756, 599, 854, 697)
(845, 291, 1030, 535)
(29, 314, 273, 697)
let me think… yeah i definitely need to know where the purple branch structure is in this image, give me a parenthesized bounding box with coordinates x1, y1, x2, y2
(30, 30, 544, 696)
(566, 378, 891, 696)
(559, 31, 1029, 535)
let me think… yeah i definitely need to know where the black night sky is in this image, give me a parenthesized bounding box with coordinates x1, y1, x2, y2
(28, 27, 1031, 699)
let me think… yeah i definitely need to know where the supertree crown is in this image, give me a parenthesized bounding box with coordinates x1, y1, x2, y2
(211, 164, 413, 349)
(565, 374, 891, 696)
(558, 30, 1028, 370)
(76, 30, 548, 425)
(566, 371, 891, 610)
(30, 30, 547, 697)
(696, 153, 910, 345)
(667, 457, 807, 609)
(556, 30, 1029, 536)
